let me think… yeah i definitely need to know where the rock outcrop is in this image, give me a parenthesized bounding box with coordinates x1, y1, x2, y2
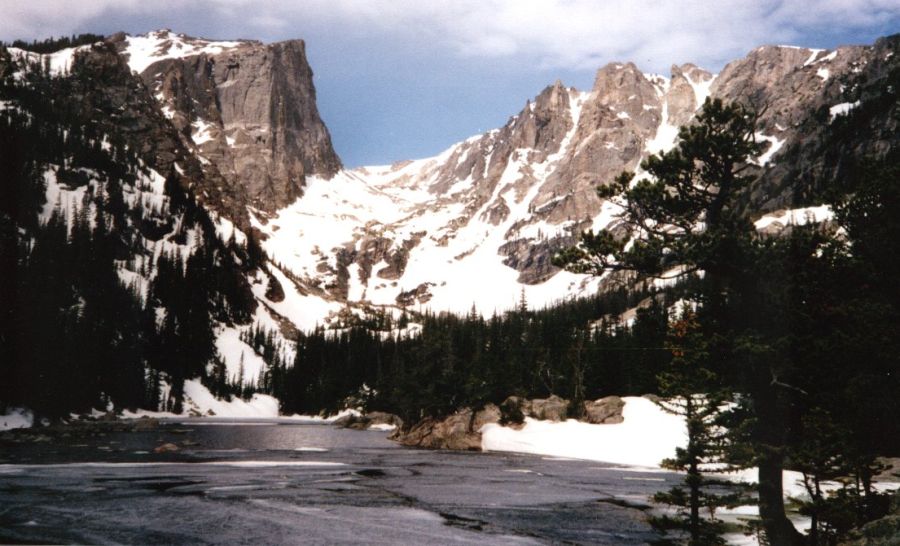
(393, 395, 629, 451)
(333, 411, 403, 430)
(390, 404, 501, 450)
(529, 394, 569, 421)
(112, 30, 341, 219)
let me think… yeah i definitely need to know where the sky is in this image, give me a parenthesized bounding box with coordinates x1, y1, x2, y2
(3, 1, 899, 167)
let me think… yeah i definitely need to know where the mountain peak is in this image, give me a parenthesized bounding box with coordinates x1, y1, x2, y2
(115, 29, 340, 216)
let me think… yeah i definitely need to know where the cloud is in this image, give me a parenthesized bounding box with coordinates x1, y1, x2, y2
(2, 0, 141, 40)
(217, 0, 898, 69)
(3, 0, 898, 71)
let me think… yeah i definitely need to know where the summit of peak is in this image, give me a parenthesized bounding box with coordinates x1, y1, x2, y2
(120, 29, 250, 73)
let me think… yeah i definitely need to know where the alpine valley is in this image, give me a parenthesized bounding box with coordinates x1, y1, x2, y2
(3, 25, 900, 546)
(2, 27, 898, 415)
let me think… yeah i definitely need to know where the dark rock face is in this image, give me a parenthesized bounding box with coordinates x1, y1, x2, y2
(36, 40, 248, 225)
(212, 40, 341, 208)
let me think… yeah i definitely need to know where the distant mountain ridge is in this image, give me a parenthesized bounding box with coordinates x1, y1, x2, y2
(245, 34, 900, 325)
(2, 30, 898, 393)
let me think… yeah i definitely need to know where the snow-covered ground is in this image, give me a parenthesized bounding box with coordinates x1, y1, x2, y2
(7, 43, 98, 78)
(1, 408, 34, 431)
(181, 379, 279, 418)
(251, 90, 608, 324)
(482, 397, 686, 468)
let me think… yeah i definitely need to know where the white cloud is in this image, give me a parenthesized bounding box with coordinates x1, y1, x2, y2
(221, 0, 898, 70)
(2, 0, 140, 40)
(2, 0, 898, 72)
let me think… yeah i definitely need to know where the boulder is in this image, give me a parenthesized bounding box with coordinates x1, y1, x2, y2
(391, 404, 500, 451)
(331, 413, 364, 429)
(584, 396, 626, 424)
(530, 395, 568, 421)
(153, 442, 179, 453)
(473, 404, 501, 430)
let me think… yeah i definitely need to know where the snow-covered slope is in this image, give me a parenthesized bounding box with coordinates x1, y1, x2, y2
(245, 40, 873, 329)
(18, 33, 869, 359)
(120, 29, 246, 73)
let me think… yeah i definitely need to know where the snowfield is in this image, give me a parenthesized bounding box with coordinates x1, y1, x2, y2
(123, 30, 244, 73)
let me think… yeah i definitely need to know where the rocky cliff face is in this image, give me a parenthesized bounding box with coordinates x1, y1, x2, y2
(112, 30, 341, 218)
(247, 35, 899, 329)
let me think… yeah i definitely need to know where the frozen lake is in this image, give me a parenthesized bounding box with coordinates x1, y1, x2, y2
(0, 419, 679, 544)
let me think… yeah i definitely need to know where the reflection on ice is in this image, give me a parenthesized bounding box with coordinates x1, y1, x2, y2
(0, 461, 346, 471)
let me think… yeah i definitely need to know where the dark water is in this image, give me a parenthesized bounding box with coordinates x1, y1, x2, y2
(0, 419, 679, 544)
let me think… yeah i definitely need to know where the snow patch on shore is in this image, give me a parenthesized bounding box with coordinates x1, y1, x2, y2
(481, 397, 687, 468)
(1, 408, 34, 431)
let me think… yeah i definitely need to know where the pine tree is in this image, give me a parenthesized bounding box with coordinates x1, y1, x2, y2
(555, 98, 805, 545)
(651, 307, 748, 545)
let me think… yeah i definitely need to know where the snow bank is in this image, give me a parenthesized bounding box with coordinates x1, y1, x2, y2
(1, 408, 34, 431)
(481, 397, 687, 468)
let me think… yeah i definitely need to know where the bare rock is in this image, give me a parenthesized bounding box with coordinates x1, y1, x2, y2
(584, 396, 626, 424)
(390, 404, 500, 451)
(153, 442, 179, 453)
(530, 395, 568, 422)
(132, 33, 341, 214)
(396, 282, 434, 306)
(473, 404, 501, 430)
(133, 417, 159, 431)
(367, 411, 403, 428)
(335, 411, 403, 431)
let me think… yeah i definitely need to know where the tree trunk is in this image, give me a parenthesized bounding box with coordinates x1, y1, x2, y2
(689, 462, 700, 543)
(758, 452, 806, 546)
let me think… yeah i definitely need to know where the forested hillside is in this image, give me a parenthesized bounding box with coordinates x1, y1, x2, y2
(0, 39, 260, 416)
